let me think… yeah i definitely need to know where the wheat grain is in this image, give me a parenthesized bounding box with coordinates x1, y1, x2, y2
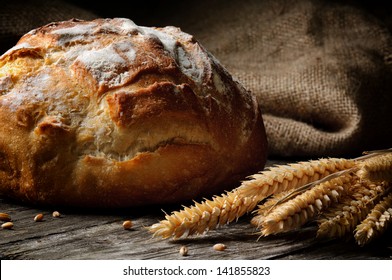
(52, 211, 61, 218)
(149, 158, 355, 239)
(213, 243, 226, 251)
(316, 181, 387, 239)
(34, 213, 43, 222)
(0, 212, 11, 222)
(258, 173, 352, 236)
(179, 245, 189, 256)
(123, 220, 133, 230)
(1, 222, 13, 229)
(354, 192, 392, 246)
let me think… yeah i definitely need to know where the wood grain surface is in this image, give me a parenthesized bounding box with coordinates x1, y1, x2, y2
(1, 160, 391, 260)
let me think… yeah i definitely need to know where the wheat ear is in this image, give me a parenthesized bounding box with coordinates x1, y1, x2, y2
(250, 169, 351, 226)
(354, 191, 392, 246)
(148, 158, 355, 239)
(238, 158, 355, 199)
(250, 191, 290, 227)
(357, 152, 392, 183)
(257, 173, 353, 236)
(316, 181, 388, 239)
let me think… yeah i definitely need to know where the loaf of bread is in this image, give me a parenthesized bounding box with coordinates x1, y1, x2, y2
(0, 18, 267, 207)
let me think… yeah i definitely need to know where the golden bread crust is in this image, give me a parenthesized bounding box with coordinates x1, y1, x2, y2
(0, 18, 267, 207)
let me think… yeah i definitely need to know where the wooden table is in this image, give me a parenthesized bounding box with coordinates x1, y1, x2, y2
(1, 161, 392, 260)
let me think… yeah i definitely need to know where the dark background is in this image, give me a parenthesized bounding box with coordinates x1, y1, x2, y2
(1, 0, 392, 55)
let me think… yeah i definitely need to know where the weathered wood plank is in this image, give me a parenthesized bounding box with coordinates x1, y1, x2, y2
(1, 195, 391, 260)
(1, 159, 392, 259)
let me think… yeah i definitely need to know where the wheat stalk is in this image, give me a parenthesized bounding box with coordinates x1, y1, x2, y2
(354, 191, 392, 246)
(256, 173, 353, 236)
(316, 181, 388, 239)
(148, 158, 355, 239)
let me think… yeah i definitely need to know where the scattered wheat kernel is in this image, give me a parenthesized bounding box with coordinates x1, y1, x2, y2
(52, 211, 61, 218)
(179, 245, 189, 256)
(0, 212, 11, 222)
(213, 243, 227, 251)
(122, 220, 133, 230)
(34, 213, 44, 222)
(1, 222, 13, 229)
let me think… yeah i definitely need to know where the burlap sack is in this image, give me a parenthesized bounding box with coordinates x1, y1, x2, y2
(1, 0, 391, 158)
(154, 0, 392, 157)
(0, 0, 96, 54)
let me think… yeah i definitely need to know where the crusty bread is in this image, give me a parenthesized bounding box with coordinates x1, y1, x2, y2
(0, 18, 267, 207)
